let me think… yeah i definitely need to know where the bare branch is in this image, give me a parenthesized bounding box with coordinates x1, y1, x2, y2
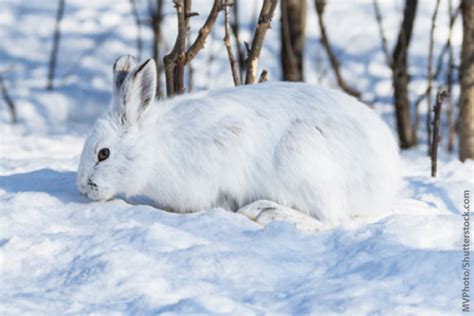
(431, 88, 448, 177)
(185, 0, 222, 62)
(315, 1, 361, 98)
(372, 0, 392, 68)
(245, 0, 278, 84)
(175, 0, 187, 95)
(224, 0, 241, 86)
(47, 0, 65, 90)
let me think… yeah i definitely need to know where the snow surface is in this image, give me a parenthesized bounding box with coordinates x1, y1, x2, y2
(0, 0, 473, 314)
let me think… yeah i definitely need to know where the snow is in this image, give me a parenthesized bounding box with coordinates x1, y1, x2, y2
(0, 0, 473, 314)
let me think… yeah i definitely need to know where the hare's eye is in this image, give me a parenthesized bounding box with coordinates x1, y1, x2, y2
(98, 148, 110, 162)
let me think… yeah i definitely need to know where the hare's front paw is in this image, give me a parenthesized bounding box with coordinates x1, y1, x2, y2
(237, 200, 322, 233)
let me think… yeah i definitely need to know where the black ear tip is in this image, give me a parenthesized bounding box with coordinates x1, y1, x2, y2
(135, 58, 155, 76)
(135, 58, 155, 73)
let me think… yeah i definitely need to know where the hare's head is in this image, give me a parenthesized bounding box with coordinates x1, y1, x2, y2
(77, 55, 157, 201)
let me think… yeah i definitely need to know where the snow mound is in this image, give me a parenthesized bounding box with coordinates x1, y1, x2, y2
(0, 128, 471, 314)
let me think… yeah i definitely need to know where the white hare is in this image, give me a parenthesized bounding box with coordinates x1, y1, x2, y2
(77, 55, 400, 228)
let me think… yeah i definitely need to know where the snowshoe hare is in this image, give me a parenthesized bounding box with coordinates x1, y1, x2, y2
(77, 55, 400, 227)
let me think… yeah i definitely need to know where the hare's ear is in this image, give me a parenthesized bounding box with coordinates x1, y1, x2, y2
(113, 55, 137, 95)
(117, 58, 157, 126)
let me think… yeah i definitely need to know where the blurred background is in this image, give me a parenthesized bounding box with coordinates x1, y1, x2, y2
(0, 0, 471, 162)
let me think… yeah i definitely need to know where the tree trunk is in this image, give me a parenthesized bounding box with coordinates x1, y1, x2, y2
(392, 0, 418, 149)
(280, 0, 306, 81)
(459, 0, 474, 161)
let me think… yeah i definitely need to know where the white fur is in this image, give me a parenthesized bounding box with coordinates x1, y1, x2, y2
(77, 57, 401, 225)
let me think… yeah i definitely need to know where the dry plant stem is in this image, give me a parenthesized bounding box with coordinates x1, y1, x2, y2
(315, 1, 361, 98)
(129, 0, 143, 61)
(426, 0, 442, 155)
(47, 0, 65, 90)
(245, 0, 278, 84)
(431, 89, 448, 177)
(372, 0, 392, 67)
(224, 0, 241, 86)
(0, 75, 16, 123)
(258, 69, 269, 83)
(230, 0, 245, 78)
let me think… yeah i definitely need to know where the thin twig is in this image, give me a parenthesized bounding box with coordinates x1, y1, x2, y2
(245, 0, 278, 84)
(315, 1, 361, 98)
(431, 88, 448, 177)
(47, 0, 65, 90)
(372, 0, 392, 68)
(224, 0, 241, 86)
(426, 0, 442, 155)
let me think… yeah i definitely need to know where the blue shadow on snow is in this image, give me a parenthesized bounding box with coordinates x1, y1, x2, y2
(0, 168, 87, 204)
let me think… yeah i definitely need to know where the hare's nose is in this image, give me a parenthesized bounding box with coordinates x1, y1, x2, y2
(87, 179, 98, 188)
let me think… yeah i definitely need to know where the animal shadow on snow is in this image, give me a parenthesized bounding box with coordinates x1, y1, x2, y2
(0, 168, 88, 204)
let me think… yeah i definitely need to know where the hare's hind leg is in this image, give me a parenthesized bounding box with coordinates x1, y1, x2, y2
(237, 200, 322, 233)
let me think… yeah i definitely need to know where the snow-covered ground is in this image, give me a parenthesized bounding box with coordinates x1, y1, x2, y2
(1, 0, 473, 314)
